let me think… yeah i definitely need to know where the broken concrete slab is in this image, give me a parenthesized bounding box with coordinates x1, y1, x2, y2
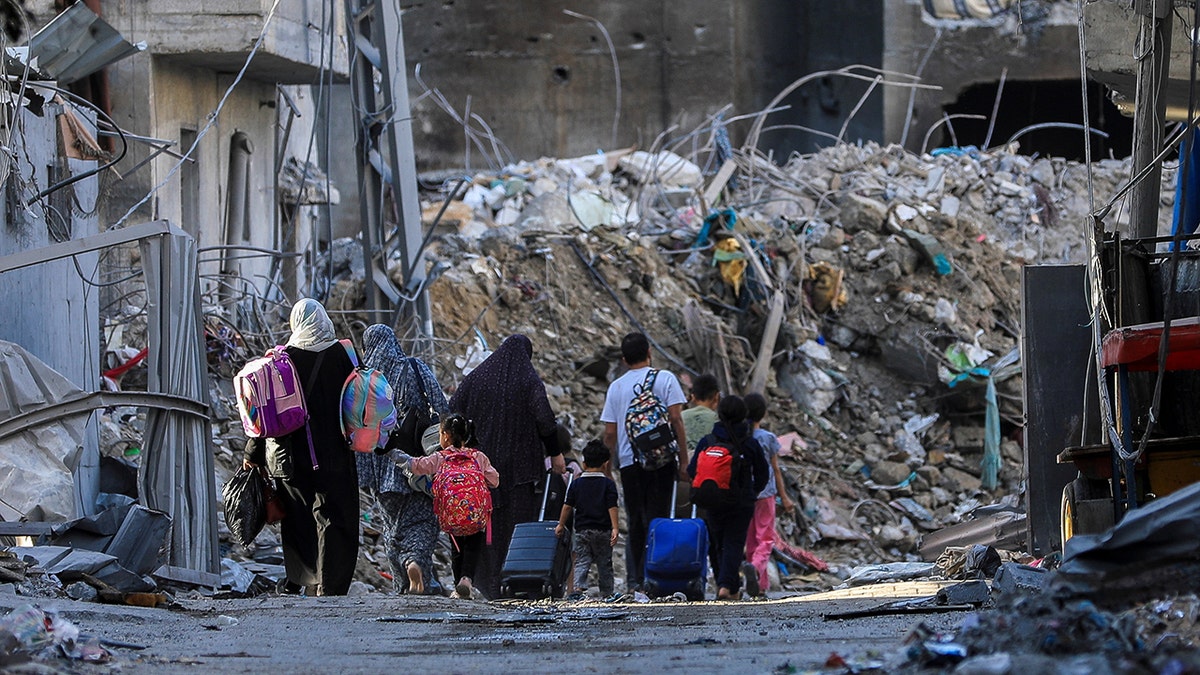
(9, 545, 72, 570)
(991, 563, 1049, 598)
(936, 579, 990, 606)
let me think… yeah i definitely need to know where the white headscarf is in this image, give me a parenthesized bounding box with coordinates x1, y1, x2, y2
(286, 298, 338, 351)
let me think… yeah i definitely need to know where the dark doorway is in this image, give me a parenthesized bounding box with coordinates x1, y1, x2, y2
(942, 80, 1133, 161)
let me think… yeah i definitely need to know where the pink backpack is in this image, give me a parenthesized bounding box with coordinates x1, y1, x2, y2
(234, 346, 320, 470)
(235, 347, 307, 439)
(431, 450, 493, 538)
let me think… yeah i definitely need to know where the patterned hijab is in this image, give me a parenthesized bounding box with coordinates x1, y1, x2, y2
(362, 324, 407, 392)
(286, 298, 337, 351)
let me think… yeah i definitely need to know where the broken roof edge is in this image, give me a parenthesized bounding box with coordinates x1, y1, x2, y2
(26, 3, 145, 85)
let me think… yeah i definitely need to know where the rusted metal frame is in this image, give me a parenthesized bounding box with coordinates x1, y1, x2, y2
(0, 391, 209, 442)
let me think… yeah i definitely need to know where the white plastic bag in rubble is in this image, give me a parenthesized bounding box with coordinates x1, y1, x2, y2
(455, 335, 492, 376)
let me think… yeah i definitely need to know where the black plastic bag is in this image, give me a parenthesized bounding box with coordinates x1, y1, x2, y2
(223, 467, 267, 547)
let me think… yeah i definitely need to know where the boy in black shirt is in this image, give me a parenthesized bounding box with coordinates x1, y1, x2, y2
(555, 440, 620, 599)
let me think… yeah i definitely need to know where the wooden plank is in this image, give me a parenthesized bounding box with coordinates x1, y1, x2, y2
(747, 290, 785, 394)
(731, 231, 774, 293)
(701, 159, 737, 206)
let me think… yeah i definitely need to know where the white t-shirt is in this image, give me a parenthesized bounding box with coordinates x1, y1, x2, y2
(600, 367, 687, 469)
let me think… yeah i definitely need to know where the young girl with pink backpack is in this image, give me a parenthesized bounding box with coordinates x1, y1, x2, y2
(401, 413, 499, 599)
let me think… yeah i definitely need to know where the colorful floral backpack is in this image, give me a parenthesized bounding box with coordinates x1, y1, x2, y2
(431, 450, 493, 539)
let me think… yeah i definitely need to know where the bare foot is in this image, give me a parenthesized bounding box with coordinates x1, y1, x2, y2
(407, 562, 424, 595)
(455, 576, 473, 599)
(717, 587, 734, 601)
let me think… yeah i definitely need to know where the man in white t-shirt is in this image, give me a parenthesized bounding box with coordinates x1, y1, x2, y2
(600, 332, 689, 593)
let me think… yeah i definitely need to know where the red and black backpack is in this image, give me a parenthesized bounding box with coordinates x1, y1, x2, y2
(690, 437, 748, 508)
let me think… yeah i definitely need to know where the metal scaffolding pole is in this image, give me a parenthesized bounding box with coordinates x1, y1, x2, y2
(344, 0, 431, 334)
(1129, 0, 1173, 239)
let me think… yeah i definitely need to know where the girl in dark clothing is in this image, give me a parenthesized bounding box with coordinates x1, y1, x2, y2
(243, 299, 359, 596)
(448, 334, 565, 598)
(686, 395, 769, 600)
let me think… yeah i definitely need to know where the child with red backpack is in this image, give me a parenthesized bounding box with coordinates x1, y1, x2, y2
(686, 395, 768, 600)
(401, 413, 499, 599)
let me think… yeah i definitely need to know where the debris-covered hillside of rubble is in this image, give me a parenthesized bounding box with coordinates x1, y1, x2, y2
(278, 140, 1161, 591)
(77, 138, 1170, 597)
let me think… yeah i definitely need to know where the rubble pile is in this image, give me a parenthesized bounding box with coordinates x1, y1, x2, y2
(384, 140, 1153, 585)
(187, 139, 1162, 594)
(881, 593, 1200, 674)
(7, 136, 1164, 600)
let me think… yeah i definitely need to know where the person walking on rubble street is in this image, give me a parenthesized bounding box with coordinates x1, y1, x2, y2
(448, 334, 566, 599)
(600, 332, 689, 594)
(243, 298, 359, 596)
(742, 392, 794, 598)
(356, 324, 446, 595)
(679, 374, 720, 518)
(682, 374, 721, 455)
(687, 394, 768, 600)
(555, 439, 620, 601)
(400, 414, 500, 599)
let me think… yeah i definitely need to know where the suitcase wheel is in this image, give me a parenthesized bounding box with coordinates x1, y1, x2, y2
(500, 584, 511, 598)
(643, 580, 660, 598)
(685, 578, 704, 601)
(541, 582, 553, 599)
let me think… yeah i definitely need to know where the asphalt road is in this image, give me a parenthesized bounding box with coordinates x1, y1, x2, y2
(0, 582, 964, 673)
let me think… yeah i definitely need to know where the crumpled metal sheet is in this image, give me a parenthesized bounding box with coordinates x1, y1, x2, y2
(138, 232, 218, 574)
(1058, 480, 1200, 579)
(0, 340, 89, 521)
(918, 510, 1026, 562)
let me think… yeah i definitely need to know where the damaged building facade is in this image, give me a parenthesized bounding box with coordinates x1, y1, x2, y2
(0, 0, 351, 577)
(397, 1, 1126, 167)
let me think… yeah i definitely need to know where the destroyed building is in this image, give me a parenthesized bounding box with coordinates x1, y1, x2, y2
(0, 0, 1195, 651)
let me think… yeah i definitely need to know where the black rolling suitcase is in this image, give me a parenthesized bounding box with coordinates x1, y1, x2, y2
(499, 473, 573, 599)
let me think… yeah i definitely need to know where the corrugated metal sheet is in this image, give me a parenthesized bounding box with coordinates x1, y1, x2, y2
(139, 231, 219, 574)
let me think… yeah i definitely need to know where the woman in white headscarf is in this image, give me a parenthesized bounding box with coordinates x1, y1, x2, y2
(244, 298, 359, 596)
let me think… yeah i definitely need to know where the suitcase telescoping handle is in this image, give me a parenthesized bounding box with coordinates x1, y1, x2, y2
(539, 469, 574, 523)
(669, 480, 697, 519)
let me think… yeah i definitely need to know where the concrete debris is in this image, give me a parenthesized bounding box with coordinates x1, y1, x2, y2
(990, 562, 1050, 598)
(936, 579, 990, 607)
(883, 592, 1200, 674)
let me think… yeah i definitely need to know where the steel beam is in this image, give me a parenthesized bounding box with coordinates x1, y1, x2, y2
(0, 220, 175, 274)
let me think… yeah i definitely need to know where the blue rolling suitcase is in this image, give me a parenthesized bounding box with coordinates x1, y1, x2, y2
(643, 484, 708, 600)
(499, 473, 573, 600)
